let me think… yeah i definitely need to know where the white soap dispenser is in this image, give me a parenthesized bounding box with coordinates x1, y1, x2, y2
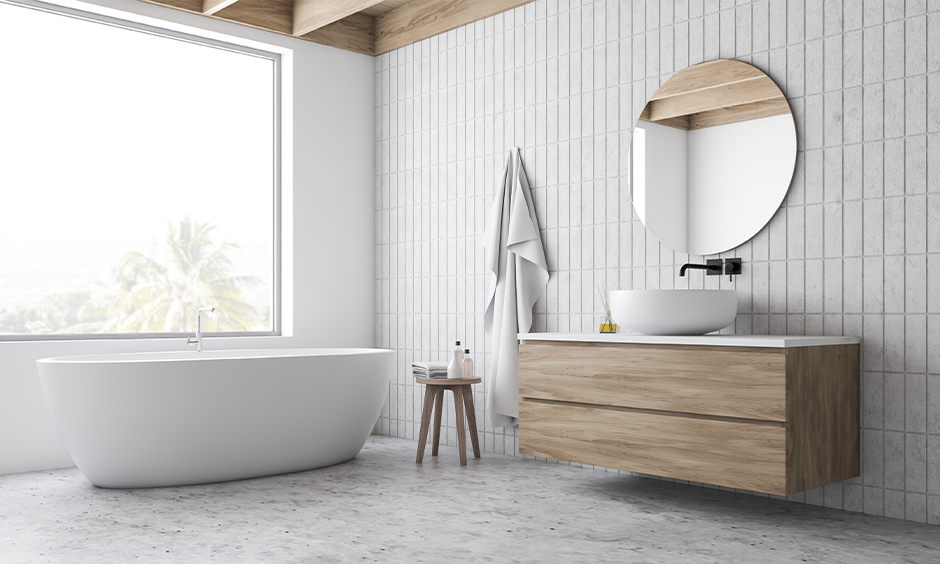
(447, 340, 464, 379)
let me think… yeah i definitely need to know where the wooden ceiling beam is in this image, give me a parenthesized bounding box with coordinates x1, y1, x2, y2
(202, 0, 239, 16)
(688, 96, 791, 130)
(301, 12, 375, 56)
(293, 0, 387, 37)
(137, 0, 538, 57)
(211, 0, 293, 35)
(374, 0, 536, 55)
(647, 76, 783, 122)
(638, 104, 691, 130)
(650, 59, 766, 101)
(138, 0, 203, 11)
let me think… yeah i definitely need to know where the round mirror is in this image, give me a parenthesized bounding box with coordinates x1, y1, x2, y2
(631, 59, 796, 256)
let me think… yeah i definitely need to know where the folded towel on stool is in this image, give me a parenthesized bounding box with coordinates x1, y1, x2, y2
(412, 361, 448, 379)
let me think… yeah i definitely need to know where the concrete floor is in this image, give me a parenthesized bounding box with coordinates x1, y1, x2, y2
(1, 436, 937, 563)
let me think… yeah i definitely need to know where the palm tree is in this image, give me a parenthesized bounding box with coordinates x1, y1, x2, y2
(0, 290, 105, 335)
(84, 217, 263, 333)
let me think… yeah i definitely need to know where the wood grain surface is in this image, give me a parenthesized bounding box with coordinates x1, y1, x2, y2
(518, 340, 860, 495)
(519, 341, 787, 421)
(638, 59, 789, 130)
(141, 0, 531, 56)
(785, 344, 860, 493)
(650, 59, 767, 100)
(203, 0, 240, 15)
(141, 0, 203, 11)
(359, 0, 414, 16)
(519, 400, 788, 495)
(688, 96, 792, 129)
(648, 75, 783, 121)
(375, 0, 535, 54)
(293, 0, 385, 36)
(213, 0, 293, 35)
(415, 377, 482, 385)
(301, 12, 376, 55)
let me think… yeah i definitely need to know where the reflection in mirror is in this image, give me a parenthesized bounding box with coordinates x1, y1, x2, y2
(631, 59, 797, 256)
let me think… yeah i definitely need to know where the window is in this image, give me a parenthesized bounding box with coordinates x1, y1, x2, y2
(0, 0, 280, 338)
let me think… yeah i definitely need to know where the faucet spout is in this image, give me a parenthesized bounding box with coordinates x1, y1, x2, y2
(188, 307, 215, 352)
(679, 262, 723, 277)
(679, 258, 742, 281)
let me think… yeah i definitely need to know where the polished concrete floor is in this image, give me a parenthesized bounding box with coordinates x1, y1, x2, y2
(1, 436, 938, 563)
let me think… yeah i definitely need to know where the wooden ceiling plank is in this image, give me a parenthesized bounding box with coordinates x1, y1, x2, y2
(650, 59, 766, 101)
(638, 113, 692, 130)
(374, 0, 536, 55)
(688, 96, 792, 130)
(301, 12, 376, 56)
(203, 0, 240, 16)
(293, 0, 388, 37)
(648, 76, 784, 121)
(143, 0, 541, 56)
(142, 0, 374, 55)
(212, 0, 293, 35)
(137, 0, 204, 13)
(360, 0, 413, 17)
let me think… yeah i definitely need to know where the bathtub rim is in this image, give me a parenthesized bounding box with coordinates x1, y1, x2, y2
(37, 348, 394, 364)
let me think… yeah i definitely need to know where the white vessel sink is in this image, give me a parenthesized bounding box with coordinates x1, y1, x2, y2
(609, 289, 738, 336)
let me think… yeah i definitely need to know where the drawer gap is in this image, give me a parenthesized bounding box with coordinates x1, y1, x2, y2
(522, 397, 787, 428)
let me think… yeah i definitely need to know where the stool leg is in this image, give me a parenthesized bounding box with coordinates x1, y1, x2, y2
(416, 385, 436, 464)
(453, 387, 467, 466)
(431, 388, 444, 457)
(462, 388, 481, 459)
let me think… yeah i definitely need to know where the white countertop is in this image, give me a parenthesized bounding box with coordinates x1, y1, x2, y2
(518, 332, 860, 348)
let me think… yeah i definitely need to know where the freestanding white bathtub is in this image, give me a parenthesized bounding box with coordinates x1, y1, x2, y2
(37, 348, 394, 488)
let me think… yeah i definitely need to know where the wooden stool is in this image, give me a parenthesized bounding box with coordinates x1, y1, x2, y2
(415, 377, 482, 465)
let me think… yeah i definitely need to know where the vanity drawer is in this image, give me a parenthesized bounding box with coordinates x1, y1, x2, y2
(519, 341, 786, 421)
(519, 400, 787, 495)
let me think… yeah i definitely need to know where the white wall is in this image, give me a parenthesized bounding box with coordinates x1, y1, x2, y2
(636, 121, 689, 251)
(0, 0, 375, 476)
(687, 114, 796, 255)
(635, 116, 795, 256)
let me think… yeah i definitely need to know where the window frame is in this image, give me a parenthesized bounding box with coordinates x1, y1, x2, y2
(0, 0, 282, 341)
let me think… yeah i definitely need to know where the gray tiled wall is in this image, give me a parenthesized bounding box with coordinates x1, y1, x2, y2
(373, 0, 940, 525)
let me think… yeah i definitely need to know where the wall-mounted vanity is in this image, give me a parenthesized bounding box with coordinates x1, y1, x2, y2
(517, 334, 859, 496)
(516, 59, 860, 496)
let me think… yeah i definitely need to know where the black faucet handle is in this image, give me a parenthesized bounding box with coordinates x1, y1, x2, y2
(724, 258, 742, 281)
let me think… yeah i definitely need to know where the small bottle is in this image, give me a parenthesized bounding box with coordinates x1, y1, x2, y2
(462, 349, 473, 379)
(447, 345, 464, 379)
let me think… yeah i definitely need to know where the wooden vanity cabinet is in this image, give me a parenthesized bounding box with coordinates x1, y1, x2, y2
(518, 340, 859, 496)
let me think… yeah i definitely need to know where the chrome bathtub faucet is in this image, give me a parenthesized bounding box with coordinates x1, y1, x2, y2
(187, 307, 215, 352)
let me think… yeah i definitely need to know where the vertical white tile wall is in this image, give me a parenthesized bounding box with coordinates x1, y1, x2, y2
(374, 0, 940, 525)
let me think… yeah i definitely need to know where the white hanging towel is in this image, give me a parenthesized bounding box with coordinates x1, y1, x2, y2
(483, 147, 549, 429)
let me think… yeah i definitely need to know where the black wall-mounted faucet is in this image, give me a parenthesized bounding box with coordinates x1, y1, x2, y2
(680, 258, 742, 281)
(679, 259, 724, 277)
